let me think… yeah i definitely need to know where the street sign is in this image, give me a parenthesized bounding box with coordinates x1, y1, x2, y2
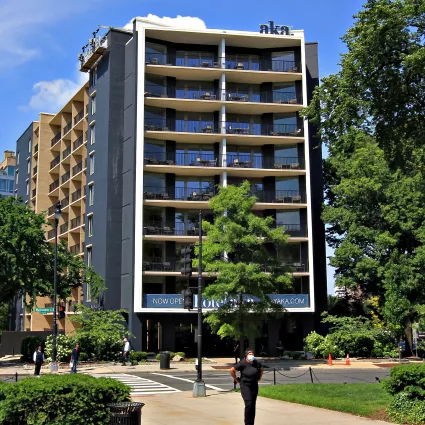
(399, 341, 406, 351)
(34, 307, 54, 314)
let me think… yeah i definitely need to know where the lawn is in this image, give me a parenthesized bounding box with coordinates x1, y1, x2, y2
(259, 383, 391, 419)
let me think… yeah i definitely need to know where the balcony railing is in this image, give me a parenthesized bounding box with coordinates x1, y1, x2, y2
(145, 54, 299, 73)
(69, 244, 81, 255)
(48, 195, 69, 216)
(70, 216, 82, 229)
(60, 222, 69, 234)
(62, 195, 70, 208)
(47, 229, 55, 239)
(220, 89, 300, 104)
(61, 171, 70, 184)
(251, 190, 306, 204)
(73, 135, 84, 150)
(62, 146, 71, 160)
(72, 161, 83, 176)
(63, 122, 72, 134)
(33, 166, 38, 175)
(143, 186, 216, 202)
(143, 221, 207, 236)
(272, 223, 304, 236)
(34, 144, 38, 153)
(32, 188, 36, 198)
(49, 179, 59, 192)
(74, 109, 84, 125)
(144, 119, 304, 137)
(50, 155, 60, 169)
(71, 188, 82, 203)
(51, 132, 61, 147)
(145, 85, 218, 100)
(144, 152, 304, 169)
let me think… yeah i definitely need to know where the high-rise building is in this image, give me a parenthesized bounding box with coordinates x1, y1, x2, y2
(0, 150, 16, 197)
(15, 18, 326, 355)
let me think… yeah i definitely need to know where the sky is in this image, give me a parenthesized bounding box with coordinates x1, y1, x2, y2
(0, 0, 366, 293)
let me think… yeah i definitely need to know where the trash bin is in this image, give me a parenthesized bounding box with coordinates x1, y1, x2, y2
(108, 402, 144, 425)
(160, 351, 170, 369)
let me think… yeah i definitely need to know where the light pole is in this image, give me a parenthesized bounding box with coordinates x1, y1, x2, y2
(51, 201, 62, 372)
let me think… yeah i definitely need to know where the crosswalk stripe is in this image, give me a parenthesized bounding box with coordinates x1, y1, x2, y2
(91, 373, 181, 396)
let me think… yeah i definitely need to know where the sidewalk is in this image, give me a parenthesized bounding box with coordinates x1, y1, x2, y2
(134, 390, 389, 424)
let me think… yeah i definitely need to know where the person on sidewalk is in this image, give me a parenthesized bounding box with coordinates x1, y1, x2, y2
(276, 340, 285, 358)
(121, 337, 131, 366)
(229, 348, 264, 425)
(233, 340, 240, 364)
(70, 343, 80, 374)
(33, 345, 44, 377)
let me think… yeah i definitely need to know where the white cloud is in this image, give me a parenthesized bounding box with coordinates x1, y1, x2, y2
(124, 14, 206, 31)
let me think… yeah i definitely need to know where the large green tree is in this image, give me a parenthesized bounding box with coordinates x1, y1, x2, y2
(0, 196, 105, 307)
(201, 182, 293, 356)
(304, 0, 425, 343)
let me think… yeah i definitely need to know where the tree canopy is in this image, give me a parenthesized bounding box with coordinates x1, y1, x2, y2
(303, 0, 425, 340)
(201, 182, 293, 352)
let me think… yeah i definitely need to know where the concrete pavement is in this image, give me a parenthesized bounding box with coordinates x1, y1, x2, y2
(134, 390, 389, 425)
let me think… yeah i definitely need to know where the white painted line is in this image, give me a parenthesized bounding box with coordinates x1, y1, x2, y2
(151, 373, 229, 392)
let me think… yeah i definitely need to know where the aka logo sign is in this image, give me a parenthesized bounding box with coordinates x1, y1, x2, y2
(259, 21, 291, 36)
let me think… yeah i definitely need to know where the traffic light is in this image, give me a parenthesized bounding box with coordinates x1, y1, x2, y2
(183, 288, 193, 310)
(180, 245, 195, 276)
(58, 304, 66, 320)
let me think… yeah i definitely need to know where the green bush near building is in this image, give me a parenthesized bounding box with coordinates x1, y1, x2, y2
(0, 374, 130, 424)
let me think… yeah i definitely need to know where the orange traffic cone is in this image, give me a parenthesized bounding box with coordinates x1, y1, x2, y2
(346, 353, 351, 366)
(328, 353, 333, 365)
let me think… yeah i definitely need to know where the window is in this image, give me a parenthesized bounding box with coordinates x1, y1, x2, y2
(27, 159, 30, 174)
(89, 153, 95, 175)
(146, 42, 167, 65)
(88, 215, 93, 237)
(273, 83, 297, 103)
(28, 139, 31, 153)
(90, 124, 95, 145)
(91, 95, 96, 115)
(17, 152, 20, 165)
(26, 181, 29, 196)
(88, 184, 94, 206)
(15, 170, 19, 184)
(90, 67, 97, 87)
(86, 247, 92, 302)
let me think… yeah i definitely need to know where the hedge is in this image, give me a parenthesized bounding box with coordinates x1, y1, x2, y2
(0, 374, 130, 424)
(383, 364, 425, 399)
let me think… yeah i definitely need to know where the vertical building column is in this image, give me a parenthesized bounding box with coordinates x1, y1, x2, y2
(219, 37, 225, 69)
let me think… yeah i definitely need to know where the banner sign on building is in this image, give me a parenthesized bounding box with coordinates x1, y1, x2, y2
(143, 294, 309, 309)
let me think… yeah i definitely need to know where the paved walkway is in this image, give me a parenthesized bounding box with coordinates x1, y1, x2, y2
(134, 390, 389, 424)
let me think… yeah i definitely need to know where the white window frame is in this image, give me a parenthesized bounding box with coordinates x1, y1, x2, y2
(28, 139, 31, 153)
(90, 123, 95, 145)
(88, 215, 93, 237)
(17, 152, 20, 165)
(25, 181, 29, 196)
(88, 184, 94, 206)
(91, 94, 96, 115)
(27, 159, 30, 174)
(15, 170, 19, 184)
(89, 152, 95, 175)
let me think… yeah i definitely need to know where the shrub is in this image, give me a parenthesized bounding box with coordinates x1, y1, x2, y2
(291, 352, 303, 360)
(387, 391, 425, 425)
(44, 334, 75, 362)
(383, 364, 425, 399)
(304, 331, 325, 358)
(130, 351, 147, 362)
(21, 336, 44, 362)
(175, 352, 186, 359)
(0, 374, 130, 424)
(156, 353, 161, 361)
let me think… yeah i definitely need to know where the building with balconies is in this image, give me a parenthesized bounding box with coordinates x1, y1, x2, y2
(0, 150, 16, 198)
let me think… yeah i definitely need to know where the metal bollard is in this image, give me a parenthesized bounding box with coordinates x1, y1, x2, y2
(273, 368, 276, 385)
(309, 367, 314, 384)
(15, 372, 18, 382)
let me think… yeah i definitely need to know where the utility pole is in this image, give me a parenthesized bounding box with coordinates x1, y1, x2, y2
(193, 210, 206, 397)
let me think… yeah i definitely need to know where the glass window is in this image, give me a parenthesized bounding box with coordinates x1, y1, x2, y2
(226, 84, 260, 102)
(146, 42, 167, 64)
(176, 81, 214, 100)
(175, 144, 215, 166)
(90, 124, 95, 145)
(175, 112, 214, 133)
(176, 51, 214, 67)
(273, 113, 298, 134)
(144, 106, 166, 128)
(145, 75, 166, 97)
(143, 207, 163, 226)
(26, 181, 29, 196)
(272, 51, 296, 72)
(15, 170, 18, 184)
(88, 184, 94, 206)
(89, 153, 95, 175)
(274, 144, 299, 167)
(91, 95, 96, 115)
(277, 243, 301, 263)
(273, 83, 296, 103)
(28, 139, 31, 153)
(87, 247, 92, 267)
(276, 177, 299, 192)
(226, 54, 260, 71)
(143, 241, 164, 260)
(88, 215, 93, 237)
(17, 152, 19, 165)
(144, 172, 165, 190)
(276, 210, 300, 225)
(27, 159, 30, 174)
(145, 139, 165, 162)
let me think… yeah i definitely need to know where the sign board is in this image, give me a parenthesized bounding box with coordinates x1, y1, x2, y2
(399, 341, 406, 351)
(259, 21, 292, 35)
(34, 307, 54, 314)
(143, 294, 309, 309)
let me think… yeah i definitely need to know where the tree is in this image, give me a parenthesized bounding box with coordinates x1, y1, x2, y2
(68, 306, 131, 360)
(303, 0, 425, 345)
(201, 182, 293, 357)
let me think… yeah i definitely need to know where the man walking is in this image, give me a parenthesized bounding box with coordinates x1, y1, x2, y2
(70, 343, 80, 374)
(121, 337, 131, 366)
(33, 345, 44, 377)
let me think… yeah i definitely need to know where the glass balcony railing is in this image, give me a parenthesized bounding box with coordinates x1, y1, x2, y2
(145, 54, 224, 68)
(144, 119, 303, 137)
(143, 186, 216, 202)
(251, 190, 305, 203)
(143, 221, 207, 236)
(61, 196, 70, 208)
(144, 152, 304, 169)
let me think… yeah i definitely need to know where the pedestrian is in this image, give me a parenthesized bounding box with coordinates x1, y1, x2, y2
(229, 348, 264, 425)
(276, 340, 284, 358)
(70, 343, 80, 374)
(233, 340, 240, 364)
(121, 337, 131, 366)
(33, 345, 44, 377)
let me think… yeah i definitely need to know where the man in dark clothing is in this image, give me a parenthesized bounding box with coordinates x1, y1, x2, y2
(70, 343, 80, 374)
(233, 341, 240, 364)
(229, 348, 264, 425)
(33, 345, 44, 377)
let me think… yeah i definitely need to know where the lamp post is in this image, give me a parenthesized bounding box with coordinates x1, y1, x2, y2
(51, 201, 62, 372)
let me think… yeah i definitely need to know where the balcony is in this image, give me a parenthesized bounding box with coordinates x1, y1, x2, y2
(252, 190, 306, 204)
(62, 146, 71, 160)
(72, 161, 83, 176)
(33, 166, 38, 175)
(70, 215, 82, 229)
(50, 155, 60, 169)
(73, 135, 84, 151)
(144, 186, 215, 201)
(62, 195, 70, 208)
(49, 179, 59, 193)
(47, 229, 55, 239)
(61, 171, 70, 184)
(51, 132, 61, 147)
(60, 222, 69, 234)
(34, 144, 38, 154)
(143, 221, 207, 242)
(71, 188, 82, 203)
(74, 109, 84, 125)
(63, 122, 72, 135)
(69, 244, 81, 255)
(79, 35, 108, 72)
(32, 188, 36, 198)
(48, 204, 56, 216)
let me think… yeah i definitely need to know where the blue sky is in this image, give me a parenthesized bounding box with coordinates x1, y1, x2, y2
(0, 0, 366, 293)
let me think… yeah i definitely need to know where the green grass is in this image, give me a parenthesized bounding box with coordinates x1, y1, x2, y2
(259, 383, 391, 418)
